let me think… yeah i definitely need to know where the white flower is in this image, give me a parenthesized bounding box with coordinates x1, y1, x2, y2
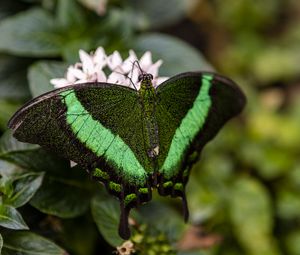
(50, 47, 168, 90)
(79, 0, 107, 16)
(116, 240, 135, 255)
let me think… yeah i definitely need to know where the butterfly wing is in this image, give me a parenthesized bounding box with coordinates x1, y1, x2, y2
(8, 82, 153, 239)
(155, 72, 246, 218)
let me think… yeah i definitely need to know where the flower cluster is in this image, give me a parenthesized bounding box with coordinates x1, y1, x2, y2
(50, 47, 168, 90)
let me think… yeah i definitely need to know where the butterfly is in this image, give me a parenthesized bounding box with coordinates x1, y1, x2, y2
(8, 69, 246, 239)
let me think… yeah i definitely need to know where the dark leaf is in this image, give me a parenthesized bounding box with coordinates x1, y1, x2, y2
(128, 0, 186, 29)
(0, 130, 38, 155)
(0, 131, 66, 174)
(28, 61, 68, 97)
(229, 177, 280, 255)
(57, 0, 86, 28)
(139, 201, 185, 241)
(0, 100, 22, 131)
(1, 231, 67, 255)
(0, 54, 32, 101)
(0, 8, 61, 57)
(91, 193, 124, 247)
(30, 169, 92, 219)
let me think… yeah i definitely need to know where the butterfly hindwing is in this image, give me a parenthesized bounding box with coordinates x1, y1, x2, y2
(155, 72, 246, 214)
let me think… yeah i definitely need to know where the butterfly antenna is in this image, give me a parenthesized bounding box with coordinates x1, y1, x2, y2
(112, 67, 138, 91)
(132, 60, 144, 75)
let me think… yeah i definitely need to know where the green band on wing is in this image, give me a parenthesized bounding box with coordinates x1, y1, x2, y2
(124, 193, 137, 206)
(138, 187, 149, 194)
(60, 90, 147, 186)
(93, 168, 110, 180)
(163, 181, 173, 188)
(160, 75, 213, 178)
(109, 181, 122, 193)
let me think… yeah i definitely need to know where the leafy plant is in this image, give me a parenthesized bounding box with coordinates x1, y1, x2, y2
(1, 0, 300, 254)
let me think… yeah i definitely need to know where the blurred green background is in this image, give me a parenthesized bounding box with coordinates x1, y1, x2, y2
(0, 0, 300, 254)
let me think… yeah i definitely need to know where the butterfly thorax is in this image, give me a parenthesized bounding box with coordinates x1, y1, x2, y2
(138, 74, 159, 159)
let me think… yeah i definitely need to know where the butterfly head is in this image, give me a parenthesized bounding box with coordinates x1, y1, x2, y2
(138, 73, 153, 83)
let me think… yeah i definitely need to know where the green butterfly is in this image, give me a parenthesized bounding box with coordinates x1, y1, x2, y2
(8, 70, 246, 239)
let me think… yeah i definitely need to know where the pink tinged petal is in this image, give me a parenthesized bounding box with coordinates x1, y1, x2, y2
(128, 68, 139, 84)
(79, 49, 95, 75)
(139, 51, 153, 70)
(50, 78, 70, 88)
(95, 0, 107, 15)
(93, 47, 107, 69)
(122, 50, 138, 73)
(146, 59, 163, 78)
(107, 72, 126, 85)
(68, 66, 87, 80)
(96, 69, 107, 82)
(74, 79, 89, 84)
(66, 67, 77, 83)
(154, 77, 169, 87)
(107, 51, 123, 70)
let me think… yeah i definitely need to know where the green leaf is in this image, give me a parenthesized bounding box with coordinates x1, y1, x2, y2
(91, 193, 123, 246)
(3, 172, 44, 208)
(134, 33, 213, 76)
(0, 205, 28, 230)
(128, 0, 186, 29)
(1, 231, 67, 255)
(0, 133, 65, 175)
(229, 177, 280, 255)
(0, 54, 32, 101)
(0, 132, 92, 219)
(276, 189, 300, 219)
(0, 100, 22, 131)
(0, 8, 61, 57)
(0, 233, 2, 254)
(139, 201, 185, 241)
(59, 216, 98, 255)
(57, 0, 86, 28)
(28, 61, 68, 97)
(0, 160, 24, 177)
(0, 130, 39, 156)
(30, 170, 92, 218)
(285, 231, 300, 255)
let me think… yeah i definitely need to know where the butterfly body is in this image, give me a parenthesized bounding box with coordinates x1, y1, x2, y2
(138, 73, 159, 160)
(8, 71, 246, 239)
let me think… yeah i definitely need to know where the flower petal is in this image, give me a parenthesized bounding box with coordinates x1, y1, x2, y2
(93, 47, 107, 69)
(96, 69, 107, 82)
(68, 66, 87, 80)
(122, 50, 138, 73)
(107, 72, 126, 85)
(107, 51, 123, 70)
(50, 78, 70, 88)
(79, 49, 95, 75)
(139, 51, 152, 70)
(154, 76, 169, 87)
(146, 60, 163, 78)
